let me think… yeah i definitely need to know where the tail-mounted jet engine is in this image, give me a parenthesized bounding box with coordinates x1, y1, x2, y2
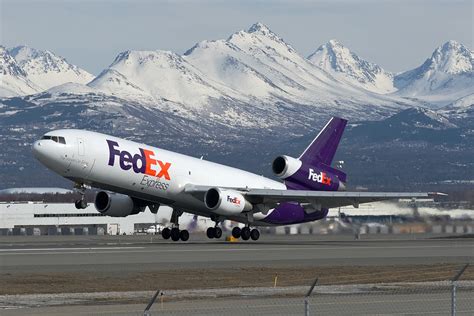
(272, 155, 346, 191)
(272, 155, 302, 179)
(204, 188, 253, 216)
(94, 191, 146, 217)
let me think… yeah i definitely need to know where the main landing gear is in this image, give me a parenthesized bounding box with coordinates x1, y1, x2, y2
(206, 226, 222, 239)
(162, 209, 189, 242)
(162, 227, 189, 242)
(74, 183, 88, 209)
(231, 226, 260, 241)
(206, 215, 224, 239)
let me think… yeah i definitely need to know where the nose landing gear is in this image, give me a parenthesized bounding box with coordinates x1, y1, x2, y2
(74, 183, 88, 209)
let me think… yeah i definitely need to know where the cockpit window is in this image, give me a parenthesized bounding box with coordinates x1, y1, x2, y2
(41, 135, 66, 144)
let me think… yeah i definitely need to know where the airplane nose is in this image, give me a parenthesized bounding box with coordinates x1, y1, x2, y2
(32, 140, 44, 160)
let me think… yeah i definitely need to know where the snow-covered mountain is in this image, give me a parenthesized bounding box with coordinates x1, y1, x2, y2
(88, 22, 414, 126)
(394, 41, 474, 106)
(0, 45, 93, 97)
(8, 45, 94, 91)
(89, 50, 236, 108)
(0, 46, 39, 97)
(308, 40, 395, 94)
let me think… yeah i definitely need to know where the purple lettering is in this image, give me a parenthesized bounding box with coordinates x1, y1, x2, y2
(119, 150, 132, 170)
(107, 140, 120, 166)
(133, 150, 146, 174)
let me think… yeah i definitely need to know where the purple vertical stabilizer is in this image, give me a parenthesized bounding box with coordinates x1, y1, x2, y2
(299, 117, 347, 166)
(272, 117, 348, 191)
(265, 117, 348, 225)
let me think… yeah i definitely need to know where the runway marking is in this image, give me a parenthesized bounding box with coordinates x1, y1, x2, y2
(0, 246, 145, 252)
(0, 244, 472, 256)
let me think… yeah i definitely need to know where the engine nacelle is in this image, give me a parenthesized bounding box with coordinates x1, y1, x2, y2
(204, 188, 252, 216)
(94, 191, 145, 217)
(272, 155, 302, 179)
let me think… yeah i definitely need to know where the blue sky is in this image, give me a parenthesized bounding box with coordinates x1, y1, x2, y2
(1, 0, 472, 74)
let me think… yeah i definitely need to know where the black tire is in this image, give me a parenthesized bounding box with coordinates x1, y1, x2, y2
(250, 229, 260, 241)
(74, 200, 82, 209)
(232, 227, 241, 239)
(241, 227, 251, 240)
(180, 230, 189, 241)
(206, 227, 215, 239)
(214, 227, 222, 239)
(79, 200, 87, 209)
(171, 228, 180, 241)
(162, 227, 171, 240)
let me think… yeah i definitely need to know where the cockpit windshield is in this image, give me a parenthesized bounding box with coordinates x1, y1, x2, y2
(42, 135, 66, 144)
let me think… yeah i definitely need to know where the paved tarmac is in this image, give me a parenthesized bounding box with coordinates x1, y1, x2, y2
(0, 234, 473, 274)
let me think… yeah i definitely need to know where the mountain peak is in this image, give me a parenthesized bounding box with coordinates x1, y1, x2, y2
(8, 45, 43, 63)
(308, 40, 395, 93)
(429, 40, 473, 74)
(247, 22, 272, 35)
(0, 46, 28, 78)
(394, 40, 473, 103)
(3, 45, 94, 93)
(326, 39, 342, 47)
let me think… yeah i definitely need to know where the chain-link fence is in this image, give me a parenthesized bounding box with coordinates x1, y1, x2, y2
(1, 265, 472, 315)
(139, 264, 473, 315)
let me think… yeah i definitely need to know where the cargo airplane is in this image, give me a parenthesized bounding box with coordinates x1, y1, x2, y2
(32, 117, 438, 241)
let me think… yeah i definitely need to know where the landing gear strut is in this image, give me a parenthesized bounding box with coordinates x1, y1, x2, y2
(162, 209, 189, 242)
(74, 183, 88, 209)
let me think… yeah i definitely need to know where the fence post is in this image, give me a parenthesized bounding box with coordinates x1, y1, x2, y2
(451, 263, 469, 316)
(305, 277, 319, 316)
(144, 289, 161, 316)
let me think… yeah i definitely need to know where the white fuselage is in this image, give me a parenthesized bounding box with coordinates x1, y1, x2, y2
(32, 129, 285, 222)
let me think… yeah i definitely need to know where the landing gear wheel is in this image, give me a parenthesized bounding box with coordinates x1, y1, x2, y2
(171, 228, 180, 241)
(162, 227, 171, 240)
(241, 227, 251, 240)
(206, 227, 215, 239)
(214, 227, 222, 239)
(250, 229, 260, 241)
(232, 227, 241, 239)
(180, 230, 189, 241)
(74, 199, 87, 209)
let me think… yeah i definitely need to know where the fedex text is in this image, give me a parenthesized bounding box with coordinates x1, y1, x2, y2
(107, 140, 172, 181)
(227, 195, 241, 205)
(308, 168, 331, 185)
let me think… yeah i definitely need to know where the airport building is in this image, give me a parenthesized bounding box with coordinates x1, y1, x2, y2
(0, 202, 183, 236)
(1, 200, 473, 236)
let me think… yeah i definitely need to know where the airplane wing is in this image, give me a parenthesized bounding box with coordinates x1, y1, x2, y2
(242, 189, 442, 209)
(184, 184, 444, 210)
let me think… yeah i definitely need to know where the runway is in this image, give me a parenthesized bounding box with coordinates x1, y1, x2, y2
(1, 234, 473, 274)
(1, 234, 473, 314)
